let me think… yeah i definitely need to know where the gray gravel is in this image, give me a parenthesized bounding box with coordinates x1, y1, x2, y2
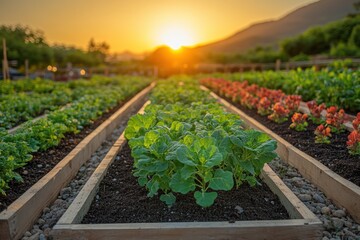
(269, 158, 360, 240)
(21, 104, 141, 240)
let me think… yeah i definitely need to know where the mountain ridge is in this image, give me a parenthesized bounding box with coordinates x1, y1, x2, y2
(195, 0, 357, 54)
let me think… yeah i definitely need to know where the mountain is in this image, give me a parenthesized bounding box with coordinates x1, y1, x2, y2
(195, 0, 357, 54)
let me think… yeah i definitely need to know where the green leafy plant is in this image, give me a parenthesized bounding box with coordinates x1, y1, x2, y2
(125, 78, 277, 207)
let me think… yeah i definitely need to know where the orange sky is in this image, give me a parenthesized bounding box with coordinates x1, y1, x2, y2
(0, 0, 317, 53)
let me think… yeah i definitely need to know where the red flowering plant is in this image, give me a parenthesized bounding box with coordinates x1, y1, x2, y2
(314, 124, 332, 144)
(352, 112, 360, 131)
(347, 131, 360, 155)
(347, 113, 360, 155)
(257, 97, 272, 116)
(325, 106, 348, 133)
(268, 102, 290, 123)
(290, 113, 308, 131)
(241, 93, 259, 109)
(284, 95, 302, 114)
(306, 101, 326, 124)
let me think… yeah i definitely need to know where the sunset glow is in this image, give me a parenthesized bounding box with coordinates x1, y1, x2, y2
(158, 26, 195, 50)
(0, 0, 318, 53)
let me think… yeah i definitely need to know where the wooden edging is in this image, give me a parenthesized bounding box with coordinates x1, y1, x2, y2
(204, 86, 360, 224)
(0, 83, 155, 240)
(52, 102, 321, 240)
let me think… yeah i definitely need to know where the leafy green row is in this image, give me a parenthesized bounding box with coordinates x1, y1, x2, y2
(0, 76, 151, 195)
(125, 78, 277, 207)
(207, 65, 360, 113)
(0, 76, 144, 129)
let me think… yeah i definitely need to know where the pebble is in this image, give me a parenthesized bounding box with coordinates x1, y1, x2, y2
(37, 164, 43, 168)
(235, 206, 244, 214)
(24, 231, 32, 237)
(22, 170, 29, 175)
(332, 209, 346, 218)
(331, 217, 344, 230)
(312, 193, 325, 203)
(39, 233, 46, 240)
(298, 193, 312, 202)
(38, 218, 45, 226)
(321, 207, 331, 215)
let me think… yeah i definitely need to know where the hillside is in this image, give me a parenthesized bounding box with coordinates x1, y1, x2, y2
(196, 0, 357, 54)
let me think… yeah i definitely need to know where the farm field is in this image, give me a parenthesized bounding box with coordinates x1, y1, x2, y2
(2, 0, 360, 239)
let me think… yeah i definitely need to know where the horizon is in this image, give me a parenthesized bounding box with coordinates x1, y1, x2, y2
(0, 0, 317, 53)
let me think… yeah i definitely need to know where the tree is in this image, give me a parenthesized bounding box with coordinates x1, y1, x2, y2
(87, 38, 110, 64)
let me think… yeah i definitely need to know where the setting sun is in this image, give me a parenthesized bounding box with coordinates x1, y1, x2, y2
(158, 26, 195, 50)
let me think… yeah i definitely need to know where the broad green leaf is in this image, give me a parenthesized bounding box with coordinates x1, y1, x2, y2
(245, 176, 258, 187)
(144, 131, 159, 148)
(138, 177, 148, 186)
(146, 179, 159, 197)
(176, 146, 197, 166)
(180, 165, 195, 179)
(169, 172, 195, 194)
(183, 135, 195, 147)
(204, 151, 223, 168)
(209, 169, 234, 191)
(160, 193, 176, 206)
(239, 161, 255, 175)
(194, 191, 218, 207)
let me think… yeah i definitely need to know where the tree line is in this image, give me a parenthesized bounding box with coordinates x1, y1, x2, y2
(0, 25, 109, 71)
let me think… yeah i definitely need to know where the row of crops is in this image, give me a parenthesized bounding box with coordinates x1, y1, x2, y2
(124, 77, 277, 207)
(201, 77, 360, 156)
(206, 66, 360, 113)
(0, 76, 151, 195)
(0, 77, 149, 130)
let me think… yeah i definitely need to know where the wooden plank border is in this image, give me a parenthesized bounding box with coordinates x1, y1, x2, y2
(203, 86, 360, 224)
(0, 83, 155, 240)
(51, 102, 322, 240)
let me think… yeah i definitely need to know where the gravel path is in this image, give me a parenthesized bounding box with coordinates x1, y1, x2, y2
(269, 158, 360, 240)
(21, 103, 141, 240)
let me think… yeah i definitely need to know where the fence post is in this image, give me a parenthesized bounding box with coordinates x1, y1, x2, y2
(275, 59, 281, 71)
(25, 59, 29, 78)
(2, 38, 10, 80)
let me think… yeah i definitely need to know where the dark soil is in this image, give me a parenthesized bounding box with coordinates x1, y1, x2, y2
(0, 94, 141, 212)
(82, 143, 289, 224)
(225, 97, 360, 187)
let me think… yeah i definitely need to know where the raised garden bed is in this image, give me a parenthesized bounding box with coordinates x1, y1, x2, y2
(204, 87, 360, 224)
(0, 83, 154, 240)
(51, 102, 322, 240)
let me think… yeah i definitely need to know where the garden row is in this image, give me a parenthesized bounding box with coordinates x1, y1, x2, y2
(0, 76, 138, 130)
(125, 78, 278, 207)
(207, 63, 360, 113)
(0, 78, 154, 240)
(0, 76, 151, 196)
(201, 78, 359, 157)
(200, 77, 360, 223)
(52, 77, 321, 239)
